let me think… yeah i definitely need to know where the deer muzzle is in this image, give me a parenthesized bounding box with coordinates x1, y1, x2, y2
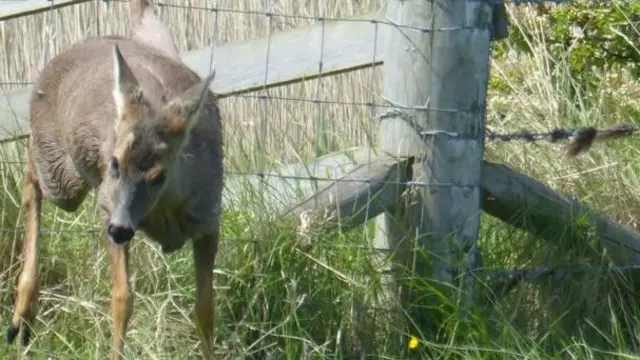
(107, 223, 135, 245)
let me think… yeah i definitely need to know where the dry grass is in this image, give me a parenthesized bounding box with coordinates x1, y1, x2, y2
(1, 1, 640, 359)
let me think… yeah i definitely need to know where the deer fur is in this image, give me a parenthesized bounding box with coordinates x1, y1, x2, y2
(6, 1, 222, 359)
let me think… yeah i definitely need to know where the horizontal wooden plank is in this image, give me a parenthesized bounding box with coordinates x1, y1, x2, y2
(224, 148, 413, 239)
(0, 10, 385, 142)
(0, 0, 91, 21)
(286, 154, 412, 232)
(183, 10, 386, 98)
(223, 147, 390, 213)
(224, 147, 411, 232)
(226, 147, 640, 268)
(482, 161, 640, 267)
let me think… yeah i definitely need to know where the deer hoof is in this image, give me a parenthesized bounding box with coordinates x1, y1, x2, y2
(6, 322, 30, 346)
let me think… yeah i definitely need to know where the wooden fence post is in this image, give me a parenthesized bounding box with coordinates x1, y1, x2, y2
(373, 0, 495, 348)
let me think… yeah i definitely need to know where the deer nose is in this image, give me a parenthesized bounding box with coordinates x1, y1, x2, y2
(107, 223, 135, 245)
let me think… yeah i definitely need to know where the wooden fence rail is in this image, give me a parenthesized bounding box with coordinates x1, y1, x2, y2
(0, 0, 91, 21)
(224, 147, 640, 300)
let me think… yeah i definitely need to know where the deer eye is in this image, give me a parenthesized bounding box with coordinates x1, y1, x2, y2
(110, 157, 120, 178)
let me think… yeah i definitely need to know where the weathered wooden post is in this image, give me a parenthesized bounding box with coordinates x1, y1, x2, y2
(373, 0, 497, 349)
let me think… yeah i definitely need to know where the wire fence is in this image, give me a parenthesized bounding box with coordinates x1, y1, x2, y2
(0, 0, 639, 301)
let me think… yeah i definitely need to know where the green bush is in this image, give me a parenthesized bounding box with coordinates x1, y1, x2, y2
(496, 1, 640, 84)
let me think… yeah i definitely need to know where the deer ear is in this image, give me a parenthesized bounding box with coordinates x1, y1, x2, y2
(112, 45, 141, 120)
(162, 70, 216, 134)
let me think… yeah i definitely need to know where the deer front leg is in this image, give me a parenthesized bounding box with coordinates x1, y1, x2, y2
(7, 162, 42, 346)
(107, 241, 133, 360)
(192, 231, 219, 359)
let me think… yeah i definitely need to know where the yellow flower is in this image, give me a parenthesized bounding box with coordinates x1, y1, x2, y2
(408, 335, 419, 350)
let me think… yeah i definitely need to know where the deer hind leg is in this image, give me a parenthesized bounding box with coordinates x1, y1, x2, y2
(106, 239, 133, 360)
(38, 154, 90, 213)
(7, 147, 90, 346)
(192, 230, 219, 359)
(7, 157, 42, 346)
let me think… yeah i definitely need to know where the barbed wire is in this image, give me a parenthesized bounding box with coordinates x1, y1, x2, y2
(0, 122, 637, 185)
(3, 83, 638, 154)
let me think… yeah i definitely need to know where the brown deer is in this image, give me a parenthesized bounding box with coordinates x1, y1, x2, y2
(5, 0, 223, 359)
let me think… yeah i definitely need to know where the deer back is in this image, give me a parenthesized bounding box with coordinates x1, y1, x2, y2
(30, 35, 219, 185)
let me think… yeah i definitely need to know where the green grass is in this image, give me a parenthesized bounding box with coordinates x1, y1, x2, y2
(2, 1, 640, 359)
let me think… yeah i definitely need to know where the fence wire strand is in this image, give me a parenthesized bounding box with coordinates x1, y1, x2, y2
(0, 0, 639, 289)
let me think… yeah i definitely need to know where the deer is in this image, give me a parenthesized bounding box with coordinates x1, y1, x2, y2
(5, 0, 223, 359)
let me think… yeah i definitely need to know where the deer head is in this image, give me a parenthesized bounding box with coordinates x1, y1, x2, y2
(102, 45, 215, 245)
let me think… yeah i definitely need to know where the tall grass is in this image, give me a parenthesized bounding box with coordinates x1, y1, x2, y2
(1, 1, 640, 359)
